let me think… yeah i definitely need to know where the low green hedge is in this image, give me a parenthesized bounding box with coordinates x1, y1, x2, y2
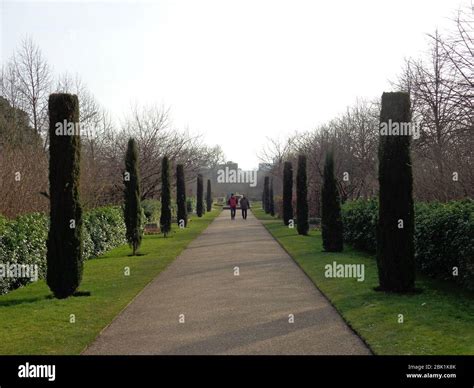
(0, 213, 48, 294)
(0, 206, 126, 295)
(341, 199, 473, 291)
(341, 199, 378, 253)
(83, 206, 126, 259)
(142, 199, 161, 223)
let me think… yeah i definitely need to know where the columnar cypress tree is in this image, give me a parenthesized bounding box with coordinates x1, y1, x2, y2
(47, 93, 83, 299)
(321, 150, 343, 251)
(206, 179, 212, 212)
(263, 176, 270, 213)
(376, 92, 415, 292)
(282, 161, 293, 225)
(160, 156, 172, 237)
(296, 154, 309, 235)
(269, 178, 275, 216)
(176, 164, 187, 227)
(124, 138, 142, 255)
(196, 174, 204, 217)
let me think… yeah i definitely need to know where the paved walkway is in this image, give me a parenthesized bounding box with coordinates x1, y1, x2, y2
(83, 210, 370, 355)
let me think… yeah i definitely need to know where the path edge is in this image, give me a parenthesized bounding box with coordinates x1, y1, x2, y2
(254, 212, 375, 355)
(80, 210, 222, 355)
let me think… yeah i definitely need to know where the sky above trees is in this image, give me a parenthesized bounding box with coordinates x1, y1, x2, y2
(1, 0, 466, 169)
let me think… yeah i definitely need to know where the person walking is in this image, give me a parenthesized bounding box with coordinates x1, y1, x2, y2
(240, 195, 250, 220)
(228, 193, 237, 220)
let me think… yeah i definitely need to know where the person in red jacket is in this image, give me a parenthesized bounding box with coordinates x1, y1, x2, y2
(228, 193, 237, 220)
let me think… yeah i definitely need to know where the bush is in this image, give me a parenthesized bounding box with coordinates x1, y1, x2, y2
(186, 198, 194, 213)
(342, 199, 474, 291)
(142, 199, 161, 223)
(82, 206, 126, 259)
(0, 215, 7, 233)
(341, 198, 378, 252)
(0, 213, 48, 294)
(0, 206, 127, 295)
(414, 200, 473, 291)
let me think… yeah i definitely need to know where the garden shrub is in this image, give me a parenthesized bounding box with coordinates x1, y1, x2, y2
(341, 198, 378, 253)
(0, 213, 48, 294)
(142, 199, 161, 223)
(341, 199, 474, 291)
(82, 206, 126, 259)
(0, 206, 126, 295)
(186, 197, 194, 214)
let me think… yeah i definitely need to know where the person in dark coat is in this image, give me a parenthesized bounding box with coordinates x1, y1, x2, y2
(240, 195, 250, 220)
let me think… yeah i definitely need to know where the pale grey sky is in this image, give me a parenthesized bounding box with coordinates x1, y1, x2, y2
(0, 0, 466, 169)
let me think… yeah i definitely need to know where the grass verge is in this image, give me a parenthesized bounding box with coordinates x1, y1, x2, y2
(252, 206, 474, 355)
(0, 209, 220, 355)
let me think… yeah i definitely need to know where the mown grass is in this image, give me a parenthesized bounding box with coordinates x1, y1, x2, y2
(0, 209, 220, 355)
(252, 206, 474, 355)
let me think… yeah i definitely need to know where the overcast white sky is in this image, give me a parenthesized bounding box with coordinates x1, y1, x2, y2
(0, 0, 467, 169)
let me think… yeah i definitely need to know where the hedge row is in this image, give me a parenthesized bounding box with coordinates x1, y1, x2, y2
(0, 206, 126, 295)
(341, 199, 474, 291)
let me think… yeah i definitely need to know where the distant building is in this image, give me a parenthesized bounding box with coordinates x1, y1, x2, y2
(201, 161, 273, 200)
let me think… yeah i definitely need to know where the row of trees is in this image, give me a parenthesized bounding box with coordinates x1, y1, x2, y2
(263, 151, 343, 250)
(47, 92, 216, 298)
(0, 39, 224, 218)
(259, 6, 472, 211)
(263, 92, 418, 293)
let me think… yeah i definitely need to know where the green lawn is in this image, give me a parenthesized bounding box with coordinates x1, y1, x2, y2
(0, 209, 220, 355)
(252, 206, 474, 355)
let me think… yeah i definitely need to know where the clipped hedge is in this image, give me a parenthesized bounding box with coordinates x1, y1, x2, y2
(414, 201, 473, 291)
(341, 199, 378, 253)
(341, 199, 474, 291)
(0, 213, 48, 294)
(0, 206, 126, 295)
(83, 206, 127, 260)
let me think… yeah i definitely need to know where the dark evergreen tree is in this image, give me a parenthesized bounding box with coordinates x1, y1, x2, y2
(263, 176, 270, 213)
(321, 150, 343, 251)
(206, 179, 212, 212)
(46, 93, 83, 299)
(124, 137, 142, 255)
(176, 164, 187, 227)
(282, 161, 293, 225)
(196, 174, 204, 217)
(269, 178, 275, 216)
(160, 156, 172, 237)
(296, 154, 309, 235)
(376, 92, 415, 292)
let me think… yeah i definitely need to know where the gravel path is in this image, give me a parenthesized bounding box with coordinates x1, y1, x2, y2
(83, 210, 371, 355)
